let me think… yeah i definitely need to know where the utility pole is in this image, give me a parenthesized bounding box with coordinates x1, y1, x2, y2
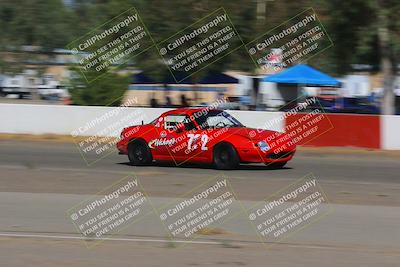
(251, 0, 267, 110)
(378, 1, 395, 115)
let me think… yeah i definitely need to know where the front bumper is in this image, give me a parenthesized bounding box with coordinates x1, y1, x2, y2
(238, 147, 296, 163)
(116, 139, 128, 155)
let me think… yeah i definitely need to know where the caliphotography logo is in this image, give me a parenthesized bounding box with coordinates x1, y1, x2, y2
(245, 173, 333, 248)
(67, 7, 155, 83)
(67, 175, 154, 248)
(70, 96, 152, 165)
(156, 7, 245, 83)
(246, 7, 333, 73)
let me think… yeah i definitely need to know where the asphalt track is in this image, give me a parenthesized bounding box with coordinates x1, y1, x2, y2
(0, 139, 399, 267)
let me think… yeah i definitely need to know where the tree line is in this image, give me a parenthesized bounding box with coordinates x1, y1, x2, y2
(0, 0, 398, 112)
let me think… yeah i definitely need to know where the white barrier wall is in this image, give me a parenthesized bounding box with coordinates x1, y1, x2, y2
(0, 104, 168, 136)
(381, 115, 400, 150)
(0, 104, 285, 137)
(228, 110, 285, 132)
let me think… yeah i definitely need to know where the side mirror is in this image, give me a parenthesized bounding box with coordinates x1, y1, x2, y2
(175, 123, 185, 133)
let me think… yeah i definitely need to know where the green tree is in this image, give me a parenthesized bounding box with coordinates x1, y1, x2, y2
(68, 69, 130, 106)
(0, 0, 76, 49)
(325, 0, 399, 114)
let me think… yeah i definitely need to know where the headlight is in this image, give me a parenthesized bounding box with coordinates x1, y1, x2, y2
(257, 140, 270, 153)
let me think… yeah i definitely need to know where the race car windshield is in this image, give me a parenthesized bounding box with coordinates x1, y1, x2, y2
(194, 110, 244, 129)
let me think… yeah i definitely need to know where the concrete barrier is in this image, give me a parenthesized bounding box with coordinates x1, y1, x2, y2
(286, 113, 381, 149)
(0, 104, 168, 136)
(0, 104, 284, 137)
(1, 103, 398, 150)
(381, 115, 400, 150)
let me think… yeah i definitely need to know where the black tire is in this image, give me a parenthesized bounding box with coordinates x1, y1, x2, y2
(128, 140, 153, 166)
(267, 161, 287, 169)
(213, 143, 240, 170)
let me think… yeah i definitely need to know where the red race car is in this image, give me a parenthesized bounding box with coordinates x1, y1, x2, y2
(117, 108, 296, 169)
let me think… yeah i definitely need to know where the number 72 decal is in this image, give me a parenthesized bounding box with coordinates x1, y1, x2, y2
(187, 134, 208, 151)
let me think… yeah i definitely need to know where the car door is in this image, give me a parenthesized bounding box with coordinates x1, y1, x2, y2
(190, 110, 237, 160)
(152, 113, 198, 162)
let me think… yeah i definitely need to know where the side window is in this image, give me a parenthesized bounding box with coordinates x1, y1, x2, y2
(164, 114, 196, 131)
(164, 115, 186, 130)
(182, 116, 196, 131)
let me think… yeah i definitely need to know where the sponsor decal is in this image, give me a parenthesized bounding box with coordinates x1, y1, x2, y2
(148, 138, 177, 149)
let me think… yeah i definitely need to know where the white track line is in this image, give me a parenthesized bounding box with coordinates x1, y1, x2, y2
(0, 232, 219, 245)
(0, 232, 392, 253)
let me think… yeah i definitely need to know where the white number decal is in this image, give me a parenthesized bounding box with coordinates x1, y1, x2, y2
(187, 134, 208, 151)
(201, 134, 208, 151)
(187, 134, 199, 151)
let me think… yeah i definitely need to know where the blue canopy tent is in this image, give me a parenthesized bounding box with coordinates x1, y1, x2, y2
(263, 64, 340, 86)
(263, 64, 340, 105)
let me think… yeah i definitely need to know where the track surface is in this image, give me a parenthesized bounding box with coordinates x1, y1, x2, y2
(0, 139, 399, 267)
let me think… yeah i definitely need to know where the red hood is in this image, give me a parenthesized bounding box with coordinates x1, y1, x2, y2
(228, 127, 296, 151)
(121, 124, 154, 139)
(228, 127, 281, 141)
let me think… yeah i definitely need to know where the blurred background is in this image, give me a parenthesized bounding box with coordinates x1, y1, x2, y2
(0, 0, 399, 114)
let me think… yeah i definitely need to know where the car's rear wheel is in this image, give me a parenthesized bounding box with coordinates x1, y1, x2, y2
(128, 140, 152, 166)
(267, 161, 287, 169)
(213, 143, 239, 170)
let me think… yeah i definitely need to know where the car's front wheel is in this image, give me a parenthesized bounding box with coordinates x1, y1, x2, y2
(128, 140, 153, 166)
(213, 143, 239, 170)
